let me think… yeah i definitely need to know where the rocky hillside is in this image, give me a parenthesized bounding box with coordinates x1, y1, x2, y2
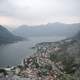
(32, 32, 80, 80)
(9, 32, 80, 80)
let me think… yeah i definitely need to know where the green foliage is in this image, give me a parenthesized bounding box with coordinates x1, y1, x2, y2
(49, 51, 76, 74)
(40, 68, 48, 76)
(32, 58, 39, 68)
(33, 62, 39, 68)
(0, 69, 7, 75)
(44, 64, 52, 71)
(73, 68, 80, 80)
(17, 65, 24, 71)
(59, 74, 75, 80)
(17, 65, 23, 69)
(49, 52, 57, 62)
(62, 55, 75, 74)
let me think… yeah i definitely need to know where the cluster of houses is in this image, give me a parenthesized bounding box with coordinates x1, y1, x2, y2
(14, 41, 65, 80)
(0, 38, 75, 80)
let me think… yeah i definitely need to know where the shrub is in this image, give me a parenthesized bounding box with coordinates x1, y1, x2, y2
(0, 69, 7, 75)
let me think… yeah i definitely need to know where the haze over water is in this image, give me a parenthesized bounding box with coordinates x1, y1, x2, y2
(0, 36, 66, 67)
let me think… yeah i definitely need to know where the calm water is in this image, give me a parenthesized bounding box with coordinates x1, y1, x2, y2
(0, 36, 66, 67)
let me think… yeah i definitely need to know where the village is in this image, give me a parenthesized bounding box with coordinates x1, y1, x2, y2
(0, 38, 79, 80)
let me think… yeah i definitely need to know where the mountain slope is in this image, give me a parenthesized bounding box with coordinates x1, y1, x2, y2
(74, 31, 80, 39)
(0, 25, 23, 45)
(13, 23, 80, 38)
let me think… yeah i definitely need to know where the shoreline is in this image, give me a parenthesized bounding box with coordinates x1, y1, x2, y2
(0, 37, 79, 80)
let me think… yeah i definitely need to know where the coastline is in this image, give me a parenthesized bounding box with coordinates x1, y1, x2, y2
(0, 38, 80, 80)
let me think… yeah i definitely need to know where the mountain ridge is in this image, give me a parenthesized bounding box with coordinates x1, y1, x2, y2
(13, 23, 80, 38)
(0, 25, 24, 45)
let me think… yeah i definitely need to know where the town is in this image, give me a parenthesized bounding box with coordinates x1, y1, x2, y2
(0, 38, 80, 80)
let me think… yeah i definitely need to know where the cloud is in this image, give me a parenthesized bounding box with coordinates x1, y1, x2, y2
(0, 0, 80, 26)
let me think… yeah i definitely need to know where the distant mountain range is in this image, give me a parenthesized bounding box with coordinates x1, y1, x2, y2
(13, 23, 80, 38)
(0, 25, 23, 45)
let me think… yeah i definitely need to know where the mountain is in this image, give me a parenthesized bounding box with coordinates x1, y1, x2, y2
(73, 30, 80, 40)
(13, 23, 80, 38)
(0, 25, 23, 45)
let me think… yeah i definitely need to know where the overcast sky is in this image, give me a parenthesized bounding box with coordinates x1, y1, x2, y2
(0, 0, 80, 27)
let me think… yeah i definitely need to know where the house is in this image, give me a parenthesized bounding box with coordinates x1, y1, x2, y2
(15, 67, 21, 75)
(0, 72, 4, 78)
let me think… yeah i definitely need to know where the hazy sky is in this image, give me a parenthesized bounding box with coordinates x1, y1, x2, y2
(0, 0, 80, 27)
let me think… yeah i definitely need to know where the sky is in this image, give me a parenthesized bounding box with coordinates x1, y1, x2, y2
(0, 0, 80, 28)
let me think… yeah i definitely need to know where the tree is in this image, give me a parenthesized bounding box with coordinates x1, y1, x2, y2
(62, 55, 75, 74)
